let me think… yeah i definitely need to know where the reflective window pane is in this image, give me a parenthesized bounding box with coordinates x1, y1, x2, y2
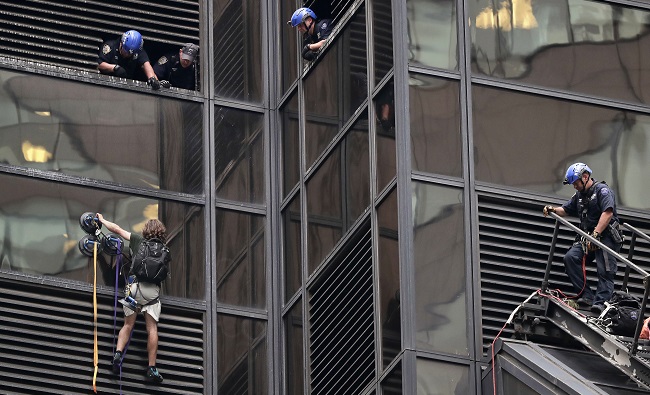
(470, 0, 650, 105)
(377, 188, 400, 368)
(375, 80, 396, 191)
(283, 194, 301, 302)
(280, 0, 299, 94)
(215, 210, 266, 308)
(284, 300, 303, 395)
(407, 0, 458, 70)
(305, 7, 368, 168)
(410, 74, 462, 177)
(307, 122, 370, 273)
(413, 182, 468, 355)
(0, 69, 203, 194)
(214, 0, 263, 102)
(281, 93, 300, 197)
(215, 107, 265, 204)
(373, 0, 394, 84)
(416, 359, 470, 394)
(381, 361, 402, 394)
(217, 315, 267, 394)
(0, 172, 205, 299)
(472, 85, 650, 211)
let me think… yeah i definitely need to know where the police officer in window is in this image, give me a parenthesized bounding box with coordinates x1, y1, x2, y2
(287, 7, 333, 61)
(543, 163, 624, 314)
(97, 30, 161, 90)
(153, 43, 199, 90)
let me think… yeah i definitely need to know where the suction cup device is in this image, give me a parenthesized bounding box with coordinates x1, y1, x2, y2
(78, 235, 104, 257)
(79, 212, 101, 235)
(119, 296, 139, 312)
(102, 233, 124, 256)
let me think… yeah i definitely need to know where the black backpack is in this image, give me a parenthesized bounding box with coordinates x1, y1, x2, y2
(605, 291, 641, 337)
(130, 238, 171, 284)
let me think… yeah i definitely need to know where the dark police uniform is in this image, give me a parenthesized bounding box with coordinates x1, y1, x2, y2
(303, 19, 333, 49)
(153, 52, 196, 90)
(97, 39, 151, 80)
(561, 179, 622, 307)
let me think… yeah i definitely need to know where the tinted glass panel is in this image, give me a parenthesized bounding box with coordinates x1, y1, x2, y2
(410, 74, 462, 177)
(307, 122, 370, 273)
(214, 0, 263, 102)
(375, 80, 396, 191)
(284, 299, 303, 395)
(413, 182, 468, 355)
(416, 358, 470, 394)
(472, 85, 650, 211)
(282, 93, 300, 197)
(304, 7, 368, 168)
(377, 188, 400, 368)
(407, 0, 458, 70)
(470, 0, 650, 104)
(280, 0, 299, 94)
(215, 210, 266, 308)
(217, 315, 267, 394)
(381, 361, 402, 394)
(215, 107, 265, 204)
(0, 69, 203, 194)
(373, 0, 393, 84)
(0, 172, 205, 299)
(283, 194, 301, 302)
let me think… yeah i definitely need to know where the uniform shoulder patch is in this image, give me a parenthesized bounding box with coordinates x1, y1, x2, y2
(158, 56, 168, 65)
(601, 187, 609, 196)
(102, 44, 111, 55)
(320, 22, 328, 29)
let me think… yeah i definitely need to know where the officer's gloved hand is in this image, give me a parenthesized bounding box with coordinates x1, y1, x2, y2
(148, 77, 161, 90)
(159, 80, 171, 89)
(302, 45, 316, 61)
(586, 231, 601, 252)
(542, 205, 555, 217)
(113, 65, 127, 78)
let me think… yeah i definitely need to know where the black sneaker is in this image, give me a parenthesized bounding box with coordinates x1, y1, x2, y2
(111, 351, 123, 374)
(146, 366, 164, 383)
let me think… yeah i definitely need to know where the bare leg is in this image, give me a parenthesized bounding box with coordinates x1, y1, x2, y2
(116, 313, 137, 352)
(144, 312, 159, 366)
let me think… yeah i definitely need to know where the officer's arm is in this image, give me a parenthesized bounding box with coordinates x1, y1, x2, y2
(96, 213, 131, 241)
(595, 209, 613, 235)
(553, 207, 567, 217)
(307, 39, 327, 51)
(142, 61, 157, 80)
(98, 62, 117, 74)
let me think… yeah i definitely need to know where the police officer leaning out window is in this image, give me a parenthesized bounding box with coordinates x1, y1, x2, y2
(153, 43, 199, 90)
(287, 7, 333, 61)
(97, 30, 161, 90)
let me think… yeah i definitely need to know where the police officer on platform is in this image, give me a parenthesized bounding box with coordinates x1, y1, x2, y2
(287, 7, 333, 61)
(97, 30, 161, 90)
(543, 163, 624, 314)
(153, 43, 199, 90)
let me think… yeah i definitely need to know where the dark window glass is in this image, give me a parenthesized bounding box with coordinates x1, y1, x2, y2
(281, 93, 300, 197)
(215, 210, 266, 308)
(372, 0, 393, 84)
(416, 358, 470, 393)
(215, 107, 265, 204)
(407, 0, 458, 70)
(413, 182, 468, 355)
(375, 80, 396, 191)
(304, 7, 368, 168)
(284, 299, 303, 395)
(214, 0, 263, 102)
(377, 188, 400, 368)
(307, 120, 370, 273)
(280, 0, 299, 94)
(0, 172, 205, 299)
(470, 0, 650, 105)
(283, 194, 301, 303)
(217, 314, 267, 394)
(410, 74, 462, 177)
(0, 69, 203, 194)
(472, 85, 650, 211)
(381, 361, 402, 394)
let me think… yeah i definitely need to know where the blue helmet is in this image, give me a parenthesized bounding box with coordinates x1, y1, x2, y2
(120, 30, 143, 55)
(563, 162, 592, 185)
(288, 7, 316, 27)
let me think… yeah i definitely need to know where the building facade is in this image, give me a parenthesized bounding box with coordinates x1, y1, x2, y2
(2, 0, 650, 394)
